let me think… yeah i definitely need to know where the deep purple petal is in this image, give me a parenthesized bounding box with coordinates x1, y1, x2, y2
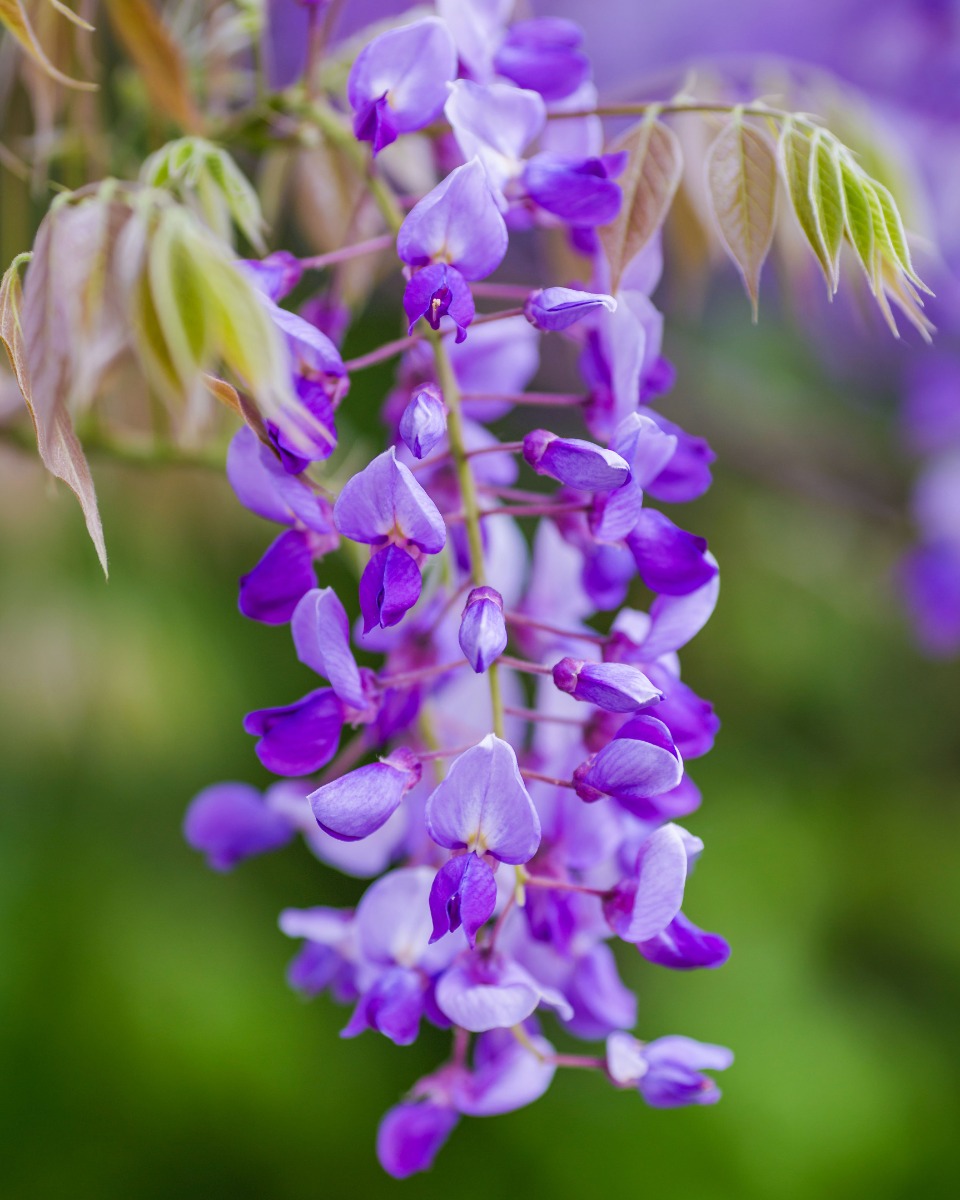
(243, 688, 343, 776)
(637, 911, 731, 970)
(575, 715, 683, 803)
(647, 670, 720, 759)
(359, 545, 423, 633)
(344, 965, 425, 1045)
(428, 852, 497, 946)
(523, 152, 622, 226)
(627, 509, 718, 595)
(239, 251, 303, 303)
(238, 529, 317, 625)
(403, 263, 475, 342)
(494, 18, 591, 101)
(377, 1103, 459, 1179)
(642, 410, 715, 503)
(183, 782, 294, 870)
(425, 734, 541, 864)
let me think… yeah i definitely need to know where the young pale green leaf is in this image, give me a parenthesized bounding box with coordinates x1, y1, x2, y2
(871, 178, 929, 291)
(838, 157, 874, 284)
(807, 130, 845, 292)
(0, 0, 96, 89)
(147, 208, 217, 393)
(1, 248, 107, 574)
(778, 121, 832, 287)
(600, 114, 683, 291)
(706, 114, 778, 319)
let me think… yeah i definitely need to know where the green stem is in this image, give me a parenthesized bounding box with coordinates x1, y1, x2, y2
(429, 329, 505, 740)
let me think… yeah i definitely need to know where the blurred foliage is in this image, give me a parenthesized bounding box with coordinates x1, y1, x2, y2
(1, 306, 958, 1198)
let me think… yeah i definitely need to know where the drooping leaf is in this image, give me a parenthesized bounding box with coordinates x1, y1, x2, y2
(871, 178, 929, 291)
(102, 0, 201, 132)
(778, 120, 832, 287)
(706, 113, 778, 319)
(0, 248, 107, 574)
(807, 130, 845, 292)
(600, 113, 683, 291)
(838, 157, 874, 285)
(0, 0, 96, 89)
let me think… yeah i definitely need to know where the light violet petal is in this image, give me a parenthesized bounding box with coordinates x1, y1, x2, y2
(291, 587, 365, 707)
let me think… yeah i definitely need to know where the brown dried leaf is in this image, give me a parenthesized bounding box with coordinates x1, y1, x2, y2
(1, 248, 108, 574)
(0, 0, 96, 88)
(706, 115, 778, 319)
(102, 0, 201, 132)
(600, 115, 683, 292)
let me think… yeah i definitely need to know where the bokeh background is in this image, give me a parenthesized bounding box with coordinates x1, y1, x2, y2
(2, 2, 960, 1197)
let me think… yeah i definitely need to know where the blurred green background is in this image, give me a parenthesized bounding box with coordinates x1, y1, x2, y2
(2, 302, 958, 1199)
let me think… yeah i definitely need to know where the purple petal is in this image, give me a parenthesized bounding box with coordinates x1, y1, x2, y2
(459, 586, 508, 673)
(403, 263, 475, 342)
(399, 385, 446, 459)
(899, 540, 960, 656)
(553, 658, 661, 712)
(238, 529, 317, 625)
(359, 545, 423, 632)
(344, 965, 425, 1045)
(291, 587, 366, 707)
(243, 688, 343, 776)
(523, 429, 629, 491)
(642, 410, 715, 503)
(647, 669, 720, 759)
(377, 1103, 459, 1179)
(523, 152, 622, 226)
(435, 0, 511, 79)
(445, 79, 545, 198)
(639, 1035, 733, 1108)
(603, 823, 689, 942)
(428, 852, 497, 946)
(309, 750, 420, 842)
(226, 426, 337, 533)
(525, 287, 617, 332)
(183, 782, 294, 870)
(354, 867, 437, 968)
(627, 509, 718, 595)
(575, 714, 683, 803)
(435, 953, 572, 1031)
(334, 448, 445, 553)
(637, 911, 731, 970)
(425, 733, 541, 864)
(565, 942, 638, 1038)
(348, 19, 456, 142)
(239, 251, 303, 303)
(629, 567, 720, 660)
(452, 1028, 556, 1116)
(396, 159, 508, 281)
(493, 18, 591, 102)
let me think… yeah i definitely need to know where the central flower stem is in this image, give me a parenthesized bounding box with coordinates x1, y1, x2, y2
(429, 329, 505, 740)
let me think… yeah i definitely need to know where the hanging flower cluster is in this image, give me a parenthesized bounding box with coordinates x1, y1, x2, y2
(184, 5, 732, 1178)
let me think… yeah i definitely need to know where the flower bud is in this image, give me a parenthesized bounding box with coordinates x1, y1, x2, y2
(458, 586, 508, 672)
(399, 385, 447, 459)
(524, 286, 616, 331)
(523, 429, 629, 491)
(552, 657, 661, 712)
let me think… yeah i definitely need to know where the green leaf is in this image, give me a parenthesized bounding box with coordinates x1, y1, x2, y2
(600, 113, 683, 291)
(778, 120, 832, 287)
(807, 131, 845, 293)
(838, 157, 874, 285)
(706, 112, 778, 319)
(871, 178, 929, 290)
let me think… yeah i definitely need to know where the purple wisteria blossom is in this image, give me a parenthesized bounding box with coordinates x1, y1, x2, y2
(187, 6, 736, 1176)
(348, 18, 457, 154)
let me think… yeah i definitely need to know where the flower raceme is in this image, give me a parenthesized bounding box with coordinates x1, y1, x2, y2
(162, 0, 922, 1180)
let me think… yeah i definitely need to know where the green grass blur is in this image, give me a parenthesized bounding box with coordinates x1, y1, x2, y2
(1, 312, 958, 1200)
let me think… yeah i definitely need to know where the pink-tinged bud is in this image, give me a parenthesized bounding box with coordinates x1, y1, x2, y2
(459, 586, 508, 673)
(399, 385, 447, 459)
(523, 428, 629, 491)
(553, 657, 662, 712)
